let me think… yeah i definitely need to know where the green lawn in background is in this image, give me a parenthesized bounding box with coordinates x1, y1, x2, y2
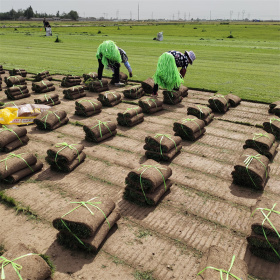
(0, 21, 279, 102)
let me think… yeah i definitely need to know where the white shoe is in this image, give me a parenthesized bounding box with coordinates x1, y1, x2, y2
(114, 82, 125, 87)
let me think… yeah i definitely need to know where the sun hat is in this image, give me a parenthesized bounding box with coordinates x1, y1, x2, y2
(185, 51, 196, 64)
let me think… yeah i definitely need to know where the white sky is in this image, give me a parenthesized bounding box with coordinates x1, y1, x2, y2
(1, 0, 279, 20)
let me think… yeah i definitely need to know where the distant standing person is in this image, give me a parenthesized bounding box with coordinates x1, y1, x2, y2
(43, 18, 52, 36)
(152, 50, 196, 96)
(96, 40, 133, 86)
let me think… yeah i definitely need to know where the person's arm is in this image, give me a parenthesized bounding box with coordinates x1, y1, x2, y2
(119, 48, 133, 77)
(124, 61, 133, 77)
(180, 67, 186, 78)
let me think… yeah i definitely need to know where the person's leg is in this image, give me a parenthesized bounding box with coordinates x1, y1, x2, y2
(97, 59, 104, 80)
(153, 84, 159, 95)
(113, 63, 120, 83)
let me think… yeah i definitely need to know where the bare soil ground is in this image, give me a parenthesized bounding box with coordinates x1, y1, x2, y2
(0, 72, 279, 280)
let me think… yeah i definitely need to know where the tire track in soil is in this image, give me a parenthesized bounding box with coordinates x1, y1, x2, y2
(0, 205, 137, 280)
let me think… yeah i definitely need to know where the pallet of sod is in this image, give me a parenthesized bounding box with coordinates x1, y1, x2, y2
(117, 106, 144, 127)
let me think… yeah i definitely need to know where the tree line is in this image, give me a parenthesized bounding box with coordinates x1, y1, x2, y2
(0, 6, 79, 20)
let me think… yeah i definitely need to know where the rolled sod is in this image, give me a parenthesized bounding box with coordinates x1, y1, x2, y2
(56, 210, 120, 252)
(34, 110, 68, 130)
(110, 72, 128, 84)
(226, 93, 241, 107)
(138, 98, 163, 114)
(263, 118, 280, 140)
(9, 69, 27, 77)
(141, 78, 154, 94)
(61, 76, 82, 87)
(243, 141, 278, 161)
(53, 197, 116, 239)
(117, 106, 143, 118)
(123, 86, 145, 99)
(1, 243, 52, 279)
(187, 105, 214, 125)
(231, 148, 270, 190)
(269, 101, 280, 110)
(125, 159, 172, 193)
(98, 91, 122, 107)
(208, 94, 230, 113)
(5, 84, 27, 93)
(32, 80, 55, 93)
(124, 179, 172, 206)
(117, 113, 144, 127)
(75, 109, 101, 117)
(1, 135, 29, 152)
(34, 93, 60, 106)
(244, 132, 275, 152)
(248, 245, 280, 263)
(88, 79, 109, 92)
(0, 126, 27, 148)
(34, 71, 52, 81)
(145, 145, 182, 162)
(75, 99, 102, 113)
(274, 106, 280, 117)
(5, 75, 26, 87)
(83, 72, 98, 81)
(162, 90, 183, 105)
(197, 246, 248, 280)
(178, 85, 188, 97)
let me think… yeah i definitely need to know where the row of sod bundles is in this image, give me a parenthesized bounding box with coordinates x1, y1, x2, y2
(87, 79, 109, 92)
(226, 93, 242, 107)
(46, 142, 86, 172)
(178, 85, 188, 97)
(9, 68, 27, 77)
(162, 89, 183, 105)
(110, 72, 128, 85)
(138, 97, 163, 114)
(83, 71, 98, 82)
(197, 246, 248, 280)
(34, 93, 61, 106)
(144, 134, 182, 162)
(0, 65, 5, 74)
(34, 110, 69, 130)
(123, 85, 145, 99)
(243, 131, 279, 161)
(34, 70, 52, 81)
(187, 104, 214, 125)
(0, 125, 29, 152)
(53, 197, 120, 252)
(98, 91, 122, 107)
(117, 106, 144, 127)
(141, 77, 154, 94)
(75, 99, 102, 117)
(263, 117, 280, 140)
(208, 94, 230, 113)
(4, 85, 30, 100)
(63, 85, 86, 100)
(0, 243, 53, 279)
(231, 148, 270, 191)
(32, 80, 55, 93)
(268, 101, 280, 114)
(173, 115, 206, 141)
(0, 152, 43, 183)
(247, 197, 280, 263)
(61, 75, 82, 87)
(83, 118, 117, 142)
(4, 75, 26, 87)
(124, 159, 173, 206)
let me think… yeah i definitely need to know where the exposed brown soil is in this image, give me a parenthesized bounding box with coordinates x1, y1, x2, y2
(0, 71, 279, 280)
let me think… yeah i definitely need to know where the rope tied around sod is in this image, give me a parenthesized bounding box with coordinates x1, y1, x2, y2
(41, 80, 49, 90)
(60, 198, 111, 247)
(44, 94, 54, 105)
(209, 94, 229, 113)
(40, 111, 61, 129)
(77, 99, 99, 112)
(154, 134, 178, 155)
(145, 98, 158, 108)
(251, 203, 280, 259)
(181, 118, 202, 135)
(90, 120, 112, 138)
(104, 91, 117, 101)
(137, 164, 167, 202)
(0, 126, 23, 144)
(0, 253, 38, 280)
(197, 255, 242, 280)
(0, 153, 33, 172)
(252, 132, 271, 153)
(269, 118, 280, 133)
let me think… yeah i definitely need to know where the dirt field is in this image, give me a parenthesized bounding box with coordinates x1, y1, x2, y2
(0, 72, 279, 280)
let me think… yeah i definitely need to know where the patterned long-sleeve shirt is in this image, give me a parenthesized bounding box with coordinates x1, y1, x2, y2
(167, 50, 189, 69)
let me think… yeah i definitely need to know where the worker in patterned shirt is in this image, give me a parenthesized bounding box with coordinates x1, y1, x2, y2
(96, 40, 133, 86)
(152, 50, 196, 96)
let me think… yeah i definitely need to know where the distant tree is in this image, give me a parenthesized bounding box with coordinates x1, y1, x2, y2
(68, 10, 79, 20)
(9, 9, 16, 20)
(24, 6, 34, 19)
(56, 11, 60, 17)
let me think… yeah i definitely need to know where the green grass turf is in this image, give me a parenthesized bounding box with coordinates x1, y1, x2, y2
(0, 21, 279, 102)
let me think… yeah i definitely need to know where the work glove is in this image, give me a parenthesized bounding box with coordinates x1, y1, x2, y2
(129, 72, 133, 78)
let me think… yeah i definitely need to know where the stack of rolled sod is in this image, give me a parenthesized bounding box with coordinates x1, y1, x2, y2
(110, 72, 128, 84)
(88, 79, 109, 92)
(53, 197, 120, 252)
(263, 117, 280, 140)
(34, 71, 52, 81)
(117, 106, 144, 127)
(0, 65, 5, 74)
(226, 93, 242, 107)
(34, 93, 61, 106)
(61, 75, 82, 87)
(0, 152, 43, 183)
(124, 159, 173, 206)
(83, 118, 117, 142)
(63, 85, 86, 100)
(34, 110, 69, 130)
(173, 116, 206, 141)
(98, 91, 122, 107)
(9, 68, 27, 77)
(83, 72, 98, 82)
(75, 99, 102, 117)
(32, 80, 55, 93)
(4, 85, 30, 100)
(268, 101, 280, 114)
(208, 94, 230, 113)
(231, 148, 270, 191)
(141, 78, 154, 94)
(0, 75, 2, 91)
(0, 125, 29, 152)
(138, 97, 163, 114)
(46, 142, 86, 172)
(247, 197, 280, 263)
(243, 131, 279, 161)
(4, 75, 26, 87)
(178, 85, 188, 97)
(162, 90, 183, 105)
(197, 246, 248, 280)
(144, 134, 182, 162)
(0, 243, 52, 279)
(187, 105, 214, 125)
(123, 85, 145, 99)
